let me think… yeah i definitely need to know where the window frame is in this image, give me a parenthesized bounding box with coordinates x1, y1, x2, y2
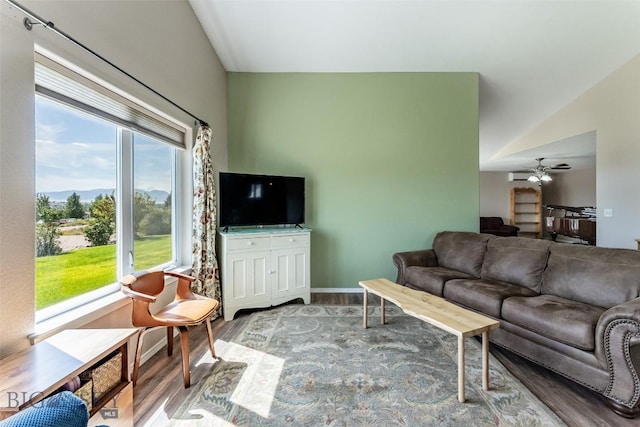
(33, 52, 191, 323)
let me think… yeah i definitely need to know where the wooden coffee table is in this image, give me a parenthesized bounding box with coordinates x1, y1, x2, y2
(359, 278, 500, 402)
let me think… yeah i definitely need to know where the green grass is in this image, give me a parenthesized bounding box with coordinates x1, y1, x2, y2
(134, 235, 173, 271)
(36, 235, 171, 310)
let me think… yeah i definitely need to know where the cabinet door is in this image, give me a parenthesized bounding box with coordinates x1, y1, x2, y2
(271, 246, 309, 302)
(224, 251, 271, 305)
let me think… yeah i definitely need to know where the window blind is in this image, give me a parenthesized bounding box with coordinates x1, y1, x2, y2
(34, 57, 186, 149)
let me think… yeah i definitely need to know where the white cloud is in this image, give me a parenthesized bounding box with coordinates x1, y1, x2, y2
(36, 122, 65, 142)
(36, 139, 116, 191)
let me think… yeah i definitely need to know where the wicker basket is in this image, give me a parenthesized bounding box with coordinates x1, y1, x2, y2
(73, 379, 93, 412)
(80, 351, 122, 402)
(91, 352, 122, 401)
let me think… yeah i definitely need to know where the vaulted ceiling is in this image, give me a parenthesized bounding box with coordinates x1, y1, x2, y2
(188, 0, 640, 171)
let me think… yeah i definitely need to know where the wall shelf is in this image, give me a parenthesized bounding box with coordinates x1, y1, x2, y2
(510, 187, 542, 238)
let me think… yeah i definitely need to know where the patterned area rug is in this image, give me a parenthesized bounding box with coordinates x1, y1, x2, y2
(169, 305, 565, 426)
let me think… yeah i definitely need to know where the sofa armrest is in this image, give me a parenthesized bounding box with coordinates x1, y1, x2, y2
(595, 297, 640, 410)
(392, 249, 437, 285)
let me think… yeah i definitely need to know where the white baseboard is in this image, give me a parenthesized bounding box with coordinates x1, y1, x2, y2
(311, 288, 362, 293)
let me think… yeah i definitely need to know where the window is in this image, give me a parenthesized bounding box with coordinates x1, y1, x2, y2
(132, 131, 174, 271)
(34, 56, 187, 320)
(35, 96, 119, 312)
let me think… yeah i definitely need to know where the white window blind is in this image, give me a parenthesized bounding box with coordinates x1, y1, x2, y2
(34, 56, 186, 149)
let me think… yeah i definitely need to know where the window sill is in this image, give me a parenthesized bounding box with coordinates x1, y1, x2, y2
(30, 266, 193, 344)
(30, 291, 132, 344)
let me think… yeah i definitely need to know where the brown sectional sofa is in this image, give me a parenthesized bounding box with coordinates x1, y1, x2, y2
(393, 231, 640, 418)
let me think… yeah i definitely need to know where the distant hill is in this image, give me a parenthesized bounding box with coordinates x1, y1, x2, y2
(145, 190, 171, 204)
(43, 189, 170, 204)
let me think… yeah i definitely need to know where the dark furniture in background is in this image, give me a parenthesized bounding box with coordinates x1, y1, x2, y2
(544, 204, 597, 245)
(480, 216, 519, 237)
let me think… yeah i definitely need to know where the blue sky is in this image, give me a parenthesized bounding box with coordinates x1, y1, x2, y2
(35, 96, 172, 194)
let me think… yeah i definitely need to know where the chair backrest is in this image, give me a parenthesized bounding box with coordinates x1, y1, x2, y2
(121, 270, 167, 327)
(127, 270, 166, 297)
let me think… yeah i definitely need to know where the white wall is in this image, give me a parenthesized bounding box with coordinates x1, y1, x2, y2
(0, 1, 227, 357)
(495, 54, 640, 249)
(479, 172, 538, 224)
(0, 3, 36, 359)
(542, 167, 596, 207)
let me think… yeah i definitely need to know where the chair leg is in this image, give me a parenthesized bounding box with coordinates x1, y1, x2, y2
(178, 325, 190, 388)
(167, 326, 173, 357)
(205, 318, 216, 358)
(132, 328, 148, 387)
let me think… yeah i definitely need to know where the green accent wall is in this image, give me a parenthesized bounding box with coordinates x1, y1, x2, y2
(226, 73, 479, 289)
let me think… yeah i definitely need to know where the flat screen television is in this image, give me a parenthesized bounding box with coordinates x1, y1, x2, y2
(219, 172, 305, 228)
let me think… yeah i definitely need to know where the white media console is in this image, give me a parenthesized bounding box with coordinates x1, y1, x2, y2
(218, 228, 311, 321)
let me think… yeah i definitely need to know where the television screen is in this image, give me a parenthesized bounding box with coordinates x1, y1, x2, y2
(219, 172, 305, 228)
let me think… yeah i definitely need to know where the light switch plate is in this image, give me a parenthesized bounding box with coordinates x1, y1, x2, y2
(603, 208, 613, 217)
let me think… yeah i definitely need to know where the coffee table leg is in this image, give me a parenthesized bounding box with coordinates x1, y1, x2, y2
(363, 289, 368, 329)
(381, 298, 385, 325)
(482, 331, 489, 391)
(458, 335, 465, 402)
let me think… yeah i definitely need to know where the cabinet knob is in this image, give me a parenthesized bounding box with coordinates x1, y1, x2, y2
(248, 241, 254, 245)
(289, 239, 295, 242)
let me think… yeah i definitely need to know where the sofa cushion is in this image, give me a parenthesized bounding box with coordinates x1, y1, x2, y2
(405, 266, 475, 297)
(502, 294, 605, 351)
(481, 237, 551, 292)
(542, 244, 640, 308)
(433, 231, 494, 278)
(443, 278, 538, 318)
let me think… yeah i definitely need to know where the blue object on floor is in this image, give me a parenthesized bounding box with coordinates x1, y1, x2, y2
(0, 391, 89, 427)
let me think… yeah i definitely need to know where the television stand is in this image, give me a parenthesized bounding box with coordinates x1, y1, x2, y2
(218, 227, 311, 321)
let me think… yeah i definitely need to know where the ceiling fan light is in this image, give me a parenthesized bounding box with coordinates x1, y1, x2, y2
(527, 175, 540, 182)
(541, 174, 552, 182)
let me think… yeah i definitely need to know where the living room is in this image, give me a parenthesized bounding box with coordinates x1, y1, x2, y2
(1, 1, 640, 426)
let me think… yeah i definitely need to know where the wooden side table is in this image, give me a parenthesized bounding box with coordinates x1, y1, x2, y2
(0, 328, 138, 426)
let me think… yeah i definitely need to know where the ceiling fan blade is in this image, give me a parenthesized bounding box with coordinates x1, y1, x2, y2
(550, 163, 571, 170)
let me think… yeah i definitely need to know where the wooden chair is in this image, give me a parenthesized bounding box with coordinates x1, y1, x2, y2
(120, 270, 219, 388)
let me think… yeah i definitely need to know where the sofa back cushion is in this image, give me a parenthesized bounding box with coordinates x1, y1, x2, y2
(481, 237, 551, 292)
(541, 243, 640, 308)
(433, 231, 493, 277)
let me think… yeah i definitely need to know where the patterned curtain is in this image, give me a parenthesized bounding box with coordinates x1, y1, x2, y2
(192, 125, 222, 315)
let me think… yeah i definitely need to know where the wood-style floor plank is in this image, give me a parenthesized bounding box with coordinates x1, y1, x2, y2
(133, 294, 636, 427)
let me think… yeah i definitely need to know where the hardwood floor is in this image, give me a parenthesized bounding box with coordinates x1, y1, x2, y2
(133, 294, 635, 426)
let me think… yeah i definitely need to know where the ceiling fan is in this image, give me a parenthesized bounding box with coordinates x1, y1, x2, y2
(519, 158, 572, 184)
(514, 158, 572, 173)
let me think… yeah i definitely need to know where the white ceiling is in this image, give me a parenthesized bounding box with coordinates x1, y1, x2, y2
(188, 0, 640, 171)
